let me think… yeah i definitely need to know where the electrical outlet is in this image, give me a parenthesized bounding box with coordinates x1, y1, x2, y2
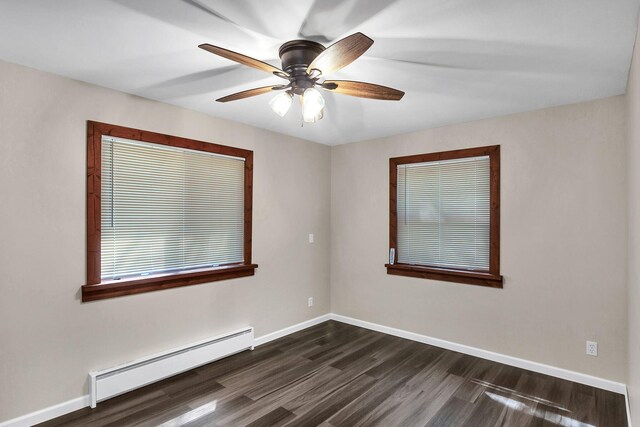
(586, 341, 598, 357)
(308, 297, 313, 307)
(309, 233, 314, 243)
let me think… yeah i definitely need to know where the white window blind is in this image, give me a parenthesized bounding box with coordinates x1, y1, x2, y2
(101, 136, 245, 281)
(397, 155, 490, 271)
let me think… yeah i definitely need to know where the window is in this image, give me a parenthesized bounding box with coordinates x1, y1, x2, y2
(83, 122, 257, 301)
(386, 145, 502, 287)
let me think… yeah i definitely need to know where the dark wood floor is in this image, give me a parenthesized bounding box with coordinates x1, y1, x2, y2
(40, 321, 627, 427)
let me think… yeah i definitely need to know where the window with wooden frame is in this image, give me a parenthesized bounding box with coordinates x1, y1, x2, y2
(386, 145, 502, 288)
(83, 121, 257, 302)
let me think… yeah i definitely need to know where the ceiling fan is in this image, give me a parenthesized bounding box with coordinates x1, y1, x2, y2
(198, 32, 405, 123)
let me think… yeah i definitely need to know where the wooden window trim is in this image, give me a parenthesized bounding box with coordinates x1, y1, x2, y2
(386, 145, 502, 288)
(84, 121, 257, 302)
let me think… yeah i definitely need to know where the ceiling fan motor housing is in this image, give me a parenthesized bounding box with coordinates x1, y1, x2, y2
(279, 40, 325, 94)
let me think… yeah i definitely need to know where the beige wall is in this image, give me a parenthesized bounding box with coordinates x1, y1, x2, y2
(0, 59, 331, 421)
(627, 21, 640, 426)
(331, 96, 628, 382)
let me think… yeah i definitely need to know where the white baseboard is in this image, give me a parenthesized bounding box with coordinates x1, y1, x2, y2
(330, 313, 627, 395)
(0, 395, 90, 427)
(253, 314, 332, 347)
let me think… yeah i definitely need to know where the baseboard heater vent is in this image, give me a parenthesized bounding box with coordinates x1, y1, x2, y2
(89, 327, 254, 407)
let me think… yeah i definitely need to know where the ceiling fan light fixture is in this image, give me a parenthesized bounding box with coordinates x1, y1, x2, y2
(269, 91, 293, 117)
(201, 33, 404, 125)
(302, 88, 325, 122)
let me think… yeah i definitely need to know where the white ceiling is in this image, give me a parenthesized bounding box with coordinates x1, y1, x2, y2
(0, 0, 638, 145)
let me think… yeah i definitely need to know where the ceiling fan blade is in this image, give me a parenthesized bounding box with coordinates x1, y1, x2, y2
(199, 43, 289, 78)
(306, 32, 373, 76)
(321, 80, 404, 100)
(216, 85, 288, 103)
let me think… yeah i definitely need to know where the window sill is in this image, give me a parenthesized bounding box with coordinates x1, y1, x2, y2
(385, 263, 503, 288)
(82, 263, 258, 302)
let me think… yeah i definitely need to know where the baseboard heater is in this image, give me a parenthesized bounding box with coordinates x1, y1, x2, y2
(89, 327, 254, 407)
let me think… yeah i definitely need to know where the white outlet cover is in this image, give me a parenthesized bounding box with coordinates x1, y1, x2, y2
(586, 341, 598, 356)
(308, 297, 313, 307)
(309, 234, 314, 243)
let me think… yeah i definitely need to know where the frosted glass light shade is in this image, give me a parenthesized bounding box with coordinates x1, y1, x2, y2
(302, 107, 324, 123)
(269, 92, 293, 117)
(302, 88, 325, 122)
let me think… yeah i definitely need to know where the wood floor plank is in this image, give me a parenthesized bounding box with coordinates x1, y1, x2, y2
(282, 356, 382, 413)
(283, 374, 377, 427)
(361, 359, 468, 426)
(178, 395, 254, 427)
(425, 396, 477, 427)
(194, 345, 283, 380)
(215, 366, 343, 426)
(39, 321, 628, 427)
(596, 388, 628, 427)
(499, 372, 547, 426)
(565, 390, 597, 426)
(460, 390, 508, 427)
(245, 407, 295, 427)
(328, 345, 458, 426)
(326, 368, 416, 425)
(385, 373, 466, 426)
(244, 359, 328, 400)
(217, 353, 310, 390)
